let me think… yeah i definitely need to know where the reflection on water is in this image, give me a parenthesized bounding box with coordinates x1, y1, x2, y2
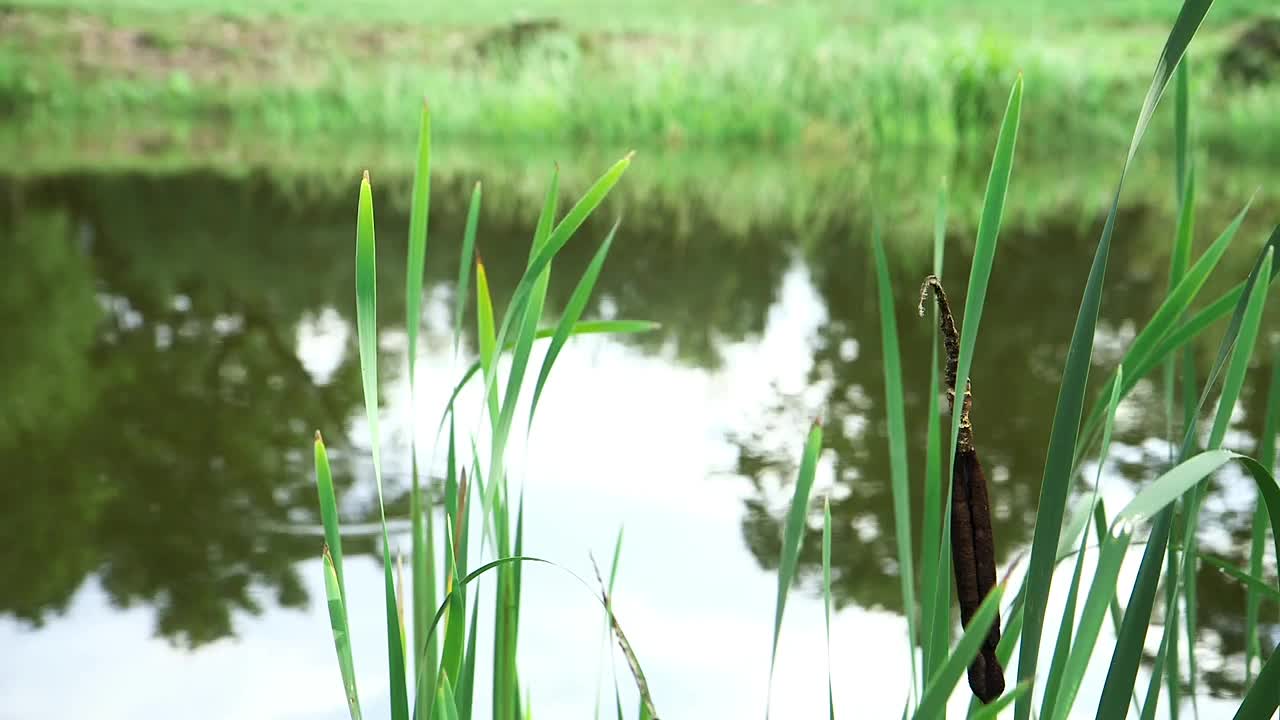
(0, 165, 1275, 711)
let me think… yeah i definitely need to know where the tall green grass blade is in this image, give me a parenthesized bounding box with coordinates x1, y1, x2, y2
(1233, 456, 1280, 593)
(1170, 59, 1193, 397)
(823, 498, 835, 720)
(1139, 284, 1243, 380)
(608, 529, 623, 594)
(481, 155, 633, 520)
(405, 100, 433, 718)
(476, 259, 501, 426)
(1229, 456, 1280, 720)
(406, 100, 431, 379)
(1170, 168, 1197, 307)
(595, 528, 626, 720)
(1050, 528, 1133, 720)
(1190, 229, 1280, 444)
(1235, 646, 1280, 720)
(1141, 623, 1173, 720)
(1041, 367, 1124, 720)
(1163, 65, 1195, 707)
(920, 178, 949, 687)
(489, 170, 561, 480)
(458, 596, 481, 720)
(1091, 501, 1126, 635)
(354, 172, 411, 720)
(531, 166, 560, 258)
(441, 517, 467, 688)
(1174, 59, 1191, 202)
(411, 463, 433, 715)
(512, 488, 526, 689)
(1060, 447, 1251, 720)
(1118, 450, 1237, 524)
(1101, 231, 1279, 720)
(432, 674, 461, 720)
(871, 222, 917, 697)
(1203, 555, 1280, 603)
(482, 153, 634, 424)
(1161, 536, 1181, 720)
(1210, 248, 1273, 451)
(315, 433, 347, 597)
(587, 557, 658, 720)
(324, 546, 363, 720)
(1078, 194, 1247, 460)
(913, 581, 1006, 720)
(1174, 245, 1274, 713)
(355, 172, 383, 490)
(607, 530, 625, 716)
(1015, 4, 1214, 712)
(529, 222, 619, 428)
(453, 183, 481, 356)
(1247, 352, 1280, 681)
(766, 420, 823, 716)
(1181, 241, 1274, 710)
(1101, 444, 1268, 719)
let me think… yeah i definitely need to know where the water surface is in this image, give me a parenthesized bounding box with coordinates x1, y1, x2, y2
(1, 162, 1275, 717)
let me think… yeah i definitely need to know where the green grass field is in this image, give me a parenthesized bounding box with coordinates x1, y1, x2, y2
(2, 0, 1269, 28)
(2, 0, 1277, 161)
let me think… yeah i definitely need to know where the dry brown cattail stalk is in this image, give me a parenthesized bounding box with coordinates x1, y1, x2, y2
(919, 275, 1004, 704)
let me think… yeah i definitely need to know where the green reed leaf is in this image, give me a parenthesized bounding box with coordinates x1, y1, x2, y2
(405, 100, 434, 717)
(823, 498, 835, 720)
(1247, 351, 1280, 681)
(354, 172, 410, 720)
(766, 420, 823, 716)
(314, 433, 346, 598)
(1015, 4, 1215, 712)
(1041, 367, 1123, 720)
(324, 546, 363, 720)
(529, 221, 619, 429)
(871, 223, 917, 694)
(406, 99, 431, 381)
(921, 177, 950, 688)
(476, 259, 500, 426)
(1203, 555, 1280, 604)
(1235, 644, 1280, 720)
(453, 182, 481, 356)
(1048, 527, 1133, 720)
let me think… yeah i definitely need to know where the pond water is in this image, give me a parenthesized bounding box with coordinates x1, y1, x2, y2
(0, 160, 1276, 718)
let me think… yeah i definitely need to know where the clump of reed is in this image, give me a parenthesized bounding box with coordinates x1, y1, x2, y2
(312, 100, 661, 719)
(312, 0, 1280, 717)
(765, 0, 1280, 717)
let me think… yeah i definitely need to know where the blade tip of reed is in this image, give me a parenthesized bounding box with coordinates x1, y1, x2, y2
(362, 169, 370, 184)
(315, 429, 323, 443)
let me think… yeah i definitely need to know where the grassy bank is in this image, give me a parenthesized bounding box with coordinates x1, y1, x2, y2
(2, 1, 1278, 160)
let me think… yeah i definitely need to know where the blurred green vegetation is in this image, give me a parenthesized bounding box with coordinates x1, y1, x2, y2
(1, 1, 1277, 160)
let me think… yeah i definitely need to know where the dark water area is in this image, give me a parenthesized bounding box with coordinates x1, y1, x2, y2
(1, 166, 1277, 716)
